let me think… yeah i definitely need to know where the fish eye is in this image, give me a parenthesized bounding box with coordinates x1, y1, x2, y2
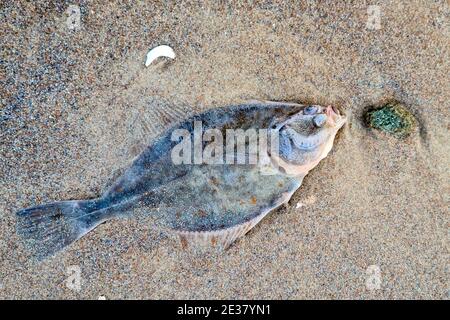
(313, 114, 327, 127)
(303, 105, 318, 115)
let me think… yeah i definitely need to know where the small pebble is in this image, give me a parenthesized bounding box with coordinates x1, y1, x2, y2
(365, 103, 416, 137)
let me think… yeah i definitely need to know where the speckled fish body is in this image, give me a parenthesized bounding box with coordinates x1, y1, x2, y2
(16, 101, 346, 259)
(102, 103, 306, 229)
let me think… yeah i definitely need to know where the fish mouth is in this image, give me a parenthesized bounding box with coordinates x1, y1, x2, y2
(326, 105, 347, 128)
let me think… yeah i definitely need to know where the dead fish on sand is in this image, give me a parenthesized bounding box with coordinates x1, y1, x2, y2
(16, 101, 346, 259)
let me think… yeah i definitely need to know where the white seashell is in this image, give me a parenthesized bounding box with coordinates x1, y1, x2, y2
(145, 45, 175, 67)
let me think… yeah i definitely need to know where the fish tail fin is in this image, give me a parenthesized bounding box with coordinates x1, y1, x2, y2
(16, 199, 109, 260)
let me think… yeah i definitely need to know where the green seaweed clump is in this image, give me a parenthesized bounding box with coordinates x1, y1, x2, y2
(366, 103, 416, 137)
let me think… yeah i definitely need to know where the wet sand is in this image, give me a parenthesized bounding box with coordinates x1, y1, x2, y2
(0, 1, 448, 299)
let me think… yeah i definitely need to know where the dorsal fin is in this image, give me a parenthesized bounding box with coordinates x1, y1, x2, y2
(174, 209, 269, 250)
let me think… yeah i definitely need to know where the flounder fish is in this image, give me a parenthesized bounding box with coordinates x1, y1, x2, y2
(16, 101, 346, 259)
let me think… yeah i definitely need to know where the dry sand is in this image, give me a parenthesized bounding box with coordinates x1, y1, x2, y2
(0, 1, 449, 299)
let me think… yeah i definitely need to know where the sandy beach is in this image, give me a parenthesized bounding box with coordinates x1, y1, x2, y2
(0, 1, 448, 299)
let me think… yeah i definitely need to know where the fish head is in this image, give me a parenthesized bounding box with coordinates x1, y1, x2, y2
(271, 105, 346, 175)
